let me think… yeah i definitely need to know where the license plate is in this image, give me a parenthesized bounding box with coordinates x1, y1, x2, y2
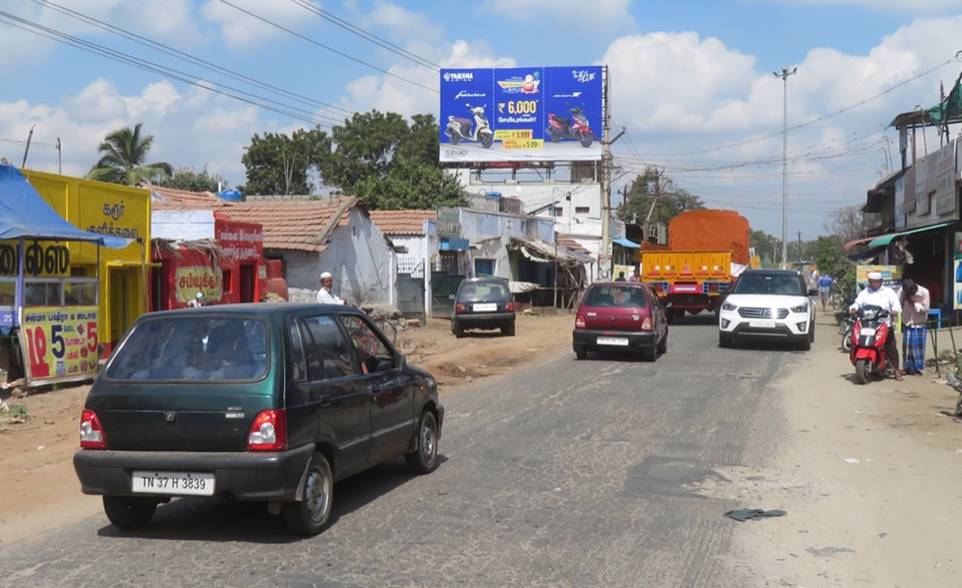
(473, 303, 497, 312)
(132, 471, 215, 496)
(860, 328, 875, 336)
(597, 336, 629, 346)
(749, 320, 776, 329)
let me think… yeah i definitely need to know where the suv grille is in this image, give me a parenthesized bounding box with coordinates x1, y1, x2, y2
(738, 307, 789, 319)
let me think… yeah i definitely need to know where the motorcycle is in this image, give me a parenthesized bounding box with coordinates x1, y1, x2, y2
(547, 107, 594, 148)
(446, 104, 493, 148)
(944, 372, 962, 417)
(849, 304, 890, 385)
(840, 315, 855, 352)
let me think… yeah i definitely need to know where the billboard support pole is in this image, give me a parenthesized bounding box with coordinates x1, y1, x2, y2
(599, 65, 624, 281)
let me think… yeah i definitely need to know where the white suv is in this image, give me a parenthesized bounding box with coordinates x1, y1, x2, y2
(718, 269, 815, 350)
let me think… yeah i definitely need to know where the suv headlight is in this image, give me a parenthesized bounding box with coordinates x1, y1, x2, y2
(721, 302, 737, 311)
(790, 303, 809, 313)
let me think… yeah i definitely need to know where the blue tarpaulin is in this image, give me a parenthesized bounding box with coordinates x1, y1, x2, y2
(613, 238, 640, 249)
(0, 164, 129, 248)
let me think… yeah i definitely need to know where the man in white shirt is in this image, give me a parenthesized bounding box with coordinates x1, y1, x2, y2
(849, 271, 902, 380)
(316, 271, 344, 305)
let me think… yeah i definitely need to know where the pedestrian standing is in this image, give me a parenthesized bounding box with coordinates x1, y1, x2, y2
(316, 271, 345, 305)
(900, 279, 930, 376)
(817, 274, 834, 311)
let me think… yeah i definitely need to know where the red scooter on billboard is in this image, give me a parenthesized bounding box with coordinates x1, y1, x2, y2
(850, 304, 890, 384)
(546, 107, 594, 147)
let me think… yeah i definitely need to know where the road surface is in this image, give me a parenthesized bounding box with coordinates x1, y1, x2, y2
(0, 316, 800, 587)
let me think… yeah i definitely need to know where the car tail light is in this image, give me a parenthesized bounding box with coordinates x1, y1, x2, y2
(575, 315, 586, 329)
(641, 317, 653, 331)
(247, 409, 287, 452)
(455, 303, 466, 314)
(80, 409, 106, 449)
(506, 302, 516, 312)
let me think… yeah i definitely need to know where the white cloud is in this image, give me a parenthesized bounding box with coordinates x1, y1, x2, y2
(342, 40, 515, 117)
(0, 78, 270, 184)
(367, 1, 442, 43)
(200, 0, 315, 51)
(483, 0, 634, 26)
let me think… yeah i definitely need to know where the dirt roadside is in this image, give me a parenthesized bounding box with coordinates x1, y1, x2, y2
(0, 312, 574, 544)
(709, 315, 962, 586)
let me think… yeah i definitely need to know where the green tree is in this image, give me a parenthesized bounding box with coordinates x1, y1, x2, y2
(750, 230, 780, 267)
(323, 110, 409, 192)
(617, 167, 704, 225)
(241, 127, 331, 195)
(353, 155, 464, 210)
(87, 123, 172, 185)
(157, 167, 227, 193)
(395, 113, 439, 166)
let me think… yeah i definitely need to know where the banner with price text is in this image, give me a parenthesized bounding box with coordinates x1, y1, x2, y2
(19, 305, 99, 386)
(439, 66, 604, 163)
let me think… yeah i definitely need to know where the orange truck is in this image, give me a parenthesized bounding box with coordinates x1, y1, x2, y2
(641, 209, 750, 321)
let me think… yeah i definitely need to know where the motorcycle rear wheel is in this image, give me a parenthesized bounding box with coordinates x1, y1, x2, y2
(447, 130, 460, 145)
(842, 334, 852, 352)
(855, 359, 870, 385)
(579, 132, 593, 148)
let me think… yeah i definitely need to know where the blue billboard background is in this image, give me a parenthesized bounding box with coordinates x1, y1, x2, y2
(439, 66, 604, 163)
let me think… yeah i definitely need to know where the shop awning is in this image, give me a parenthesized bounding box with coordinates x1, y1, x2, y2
(866, 222, 952, 249)
(612, 238, 640, 248)
(0, 164, 129, 247)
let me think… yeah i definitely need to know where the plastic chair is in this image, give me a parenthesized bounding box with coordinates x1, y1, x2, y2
(927, 308, 942, 329)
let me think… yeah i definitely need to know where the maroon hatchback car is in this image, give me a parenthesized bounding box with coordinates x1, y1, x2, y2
(572, 282, 669, 361)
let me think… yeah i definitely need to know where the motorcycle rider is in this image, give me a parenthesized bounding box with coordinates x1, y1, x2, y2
(849, 271, 902, 381)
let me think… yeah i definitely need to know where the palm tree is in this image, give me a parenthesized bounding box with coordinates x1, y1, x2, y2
(87, 123, 172, 185)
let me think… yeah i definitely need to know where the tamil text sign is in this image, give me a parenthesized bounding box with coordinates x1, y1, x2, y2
(439, 66, 604, 163)
(19, 305, 99, 385)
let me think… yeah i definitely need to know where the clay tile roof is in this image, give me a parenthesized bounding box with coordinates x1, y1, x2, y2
(556, 236, 592, 256)
(369, 209, 436, 236)
(151, 187, 357, 253)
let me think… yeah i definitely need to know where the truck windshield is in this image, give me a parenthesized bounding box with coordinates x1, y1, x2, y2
(106, 316, 269, 382)
(584, 286, 648, 308)
(733, 274, 804, 296)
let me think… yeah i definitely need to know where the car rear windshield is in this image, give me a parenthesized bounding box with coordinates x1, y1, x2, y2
(583, 285, 648, 308)
(733, 273, 804, 296)
(106, 316, 269, 382)
(458, 281, 510, 300)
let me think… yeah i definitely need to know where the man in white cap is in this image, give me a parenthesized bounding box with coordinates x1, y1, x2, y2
(850, 271, 902, 380)
(316, 271, 344, 305)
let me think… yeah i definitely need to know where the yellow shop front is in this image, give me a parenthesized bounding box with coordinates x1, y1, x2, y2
(23, 170, 151, 353)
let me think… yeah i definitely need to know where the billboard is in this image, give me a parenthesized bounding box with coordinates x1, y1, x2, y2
(439, 66, 604, 163)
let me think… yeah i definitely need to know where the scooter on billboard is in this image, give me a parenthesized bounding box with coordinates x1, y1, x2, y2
(446, 104, 494, 148)
(546, 107, 594, 148)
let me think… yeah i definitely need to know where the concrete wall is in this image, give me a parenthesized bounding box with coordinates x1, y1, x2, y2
(269, 209, 397, 309)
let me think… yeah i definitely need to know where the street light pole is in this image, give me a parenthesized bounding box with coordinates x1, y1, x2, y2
(774, 66, 797, 269)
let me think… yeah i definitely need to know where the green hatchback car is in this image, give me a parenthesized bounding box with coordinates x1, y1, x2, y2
(73, 304, 443, 535)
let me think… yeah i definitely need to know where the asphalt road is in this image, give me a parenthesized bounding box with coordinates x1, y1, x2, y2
(0, 316, 805, 587)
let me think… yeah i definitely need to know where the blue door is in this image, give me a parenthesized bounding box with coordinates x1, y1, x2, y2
(474, 259, 494, 277)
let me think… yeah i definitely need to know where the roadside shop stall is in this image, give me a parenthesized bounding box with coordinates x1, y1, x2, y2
(150, 210, 265, 310)
(0, 164, 129, 386)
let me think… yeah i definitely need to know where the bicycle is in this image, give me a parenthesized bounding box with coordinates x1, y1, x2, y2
(361, 307, 401, 345)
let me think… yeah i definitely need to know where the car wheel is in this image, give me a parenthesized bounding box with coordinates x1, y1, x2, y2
(103, 496, 157, 530)
(282, 452, 334, 536)
(798, 336, 811, 351)
(501, 322, 516, 336)
(405, 411, 440, 475)
(640, 346, 657, 362)
(809, 321, 815, 343)
(574, 345, 587, 360)
(657, 330, 668, 354)
(453, 323, 464, 338)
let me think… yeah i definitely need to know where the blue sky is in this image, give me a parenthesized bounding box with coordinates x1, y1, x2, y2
(2, 0, 962, 238)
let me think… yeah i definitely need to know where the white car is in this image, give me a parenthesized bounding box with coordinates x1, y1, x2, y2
(718, 269, 815, 350)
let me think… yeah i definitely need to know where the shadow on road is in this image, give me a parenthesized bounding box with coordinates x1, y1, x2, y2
(668, 314, 717, 328)
(96, 455, 449, 543)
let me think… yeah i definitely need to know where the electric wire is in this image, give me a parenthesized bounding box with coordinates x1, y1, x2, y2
(0, 11, 342, 128)
(216, 0, 438, 94)
(287, 0, 440, 70)
(29, 0, 354, 117)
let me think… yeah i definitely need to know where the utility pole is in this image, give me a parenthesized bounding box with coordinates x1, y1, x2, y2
(56, 137, 62, 174)
(797, 230, 803, 265)
(599, 65, 625, 280)
(21, 124, 35, 169)
(773, 66, 797, 269)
